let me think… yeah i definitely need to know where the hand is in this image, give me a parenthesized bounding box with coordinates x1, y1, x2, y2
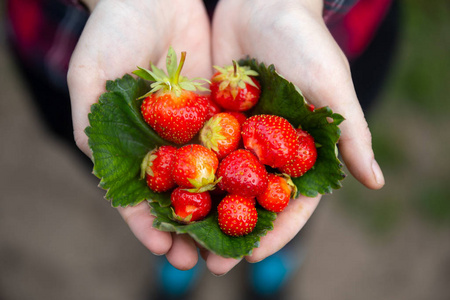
(211, 0, 384, 269)
(67, 0, 212, 271)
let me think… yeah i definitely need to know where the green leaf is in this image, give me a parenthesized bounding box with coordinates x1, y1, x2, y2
(240, 58, 345, 197)
(292, 107, 345, 197)
(150, 201, 276, 258)
(85, 74, 172, 207)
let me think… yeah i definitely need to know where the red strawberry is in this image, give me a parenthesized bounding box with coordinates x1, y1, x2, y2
(307, 103, 315, 112)
(203, 94, 222, 119)
(140, 145, 177, 192)
(172, 144, 219, 191)
(241, 114, 300, 168)
(224, 111, 247, 126)
(256, 174, 297, 213)
(210, 61, 261, 112)
(278, 128, 317, 177)
(171, 187, 212, 223)
(216, 149, 268, 197)
(217, 194, 258, 236)
(199, 112, 241, 160)
(224, 111, 247, 149)
(134, 47, 210, 144)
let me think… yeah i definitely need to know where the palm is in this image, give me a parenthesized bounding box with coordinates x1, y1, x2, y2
(68, 0, 212, 271)
(211, 0, 383, 265)
(68, 0, 212, 156)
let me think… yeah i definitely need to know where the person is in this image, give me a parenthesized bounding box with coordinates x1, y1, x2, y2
(69, 0, 390, 274)
(6, 0, 398, 297)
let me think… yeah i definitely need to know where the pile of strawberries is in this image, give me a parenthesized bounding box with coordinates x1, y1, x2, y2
(136, 48, 317, 237)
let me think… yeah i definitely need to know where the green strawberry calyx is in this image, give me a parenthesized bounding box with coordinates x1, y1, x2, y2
(171, 207, 194, 224)
(133, 46, 210, 98)
(213, 60, 259, 99)
(199, 115, 227, 153)
(187, 173, 222, 193)
(140, 149, 158, 179)
(280, 173, 298, 199)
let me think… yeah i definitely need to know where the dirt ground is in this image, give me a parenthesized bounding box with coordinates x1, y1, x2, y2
(1, 2, 450, 299)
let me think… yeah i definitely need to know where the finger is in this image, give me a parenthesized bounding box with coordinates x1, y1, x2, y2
(197, 243, 242, 276)
(204, 253, 242, 276)
(165, 233, 199, 270)
(338, 109, 385, 190)
(295, 23, 385, 190)
(117, 202, 172, 255)
(246, 195, 320, 263)
(198, 245, 209, 262)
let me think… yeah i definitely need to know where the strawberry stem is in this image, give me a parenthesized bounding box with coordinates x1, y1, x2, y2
(174, 51, 187, 85)
(232, 60, 238, 78)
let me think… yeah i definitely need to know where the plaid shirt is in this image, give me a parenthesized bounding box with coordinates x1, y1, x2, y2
(5, 0, 392, 91)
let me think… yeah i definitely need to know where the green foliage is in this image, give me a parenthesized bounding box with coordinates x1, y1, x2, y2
(151, 203, 276, 258)
(390, 0, 450, 115)
(85, 74, 171, 207)
(413, 182, 450, 225)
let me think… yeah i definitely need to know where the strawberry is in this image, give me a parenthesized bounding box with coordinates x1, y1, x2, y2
(216, 149, 268, 197)
(256, 174, 297, 213)
(140, 145, 177, 193)
(172, 144, 219, 192)
(278, 128, 317, 177)
(217, 194, 258, 236)
(224, 111, 247, 149)
(241, 114, 300, 168)
(210, 61, 261, 112)
(224, 111, 247, 126)
(134, 47, 210, 144)
(199, 112, 241, 160)
(307, 103, 315, 112)
(171, 187, 212, 223)
(203, 94, 222, 119)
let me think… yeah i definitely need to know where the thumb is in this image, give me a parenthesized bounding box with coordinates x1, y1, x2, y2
(265, 13, 386, 190)
(302, 51, 385, 190)
(337, 97, 385, 190)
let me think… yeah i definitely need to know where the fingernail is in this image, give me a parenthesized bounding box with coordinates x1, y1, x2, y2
(372, 159, 385, 186)
(211, 271, 227, 277)
(150, 251, 165, 256)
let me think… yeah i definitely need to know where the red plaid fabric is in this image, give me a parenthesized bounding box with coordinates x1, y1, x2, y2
(6, 0, 88, 89)
(325, 0, 393, 61)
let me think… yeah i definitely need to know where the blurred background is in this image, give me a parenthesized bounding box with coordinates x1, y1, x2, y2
(1, 0, 449, 299)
